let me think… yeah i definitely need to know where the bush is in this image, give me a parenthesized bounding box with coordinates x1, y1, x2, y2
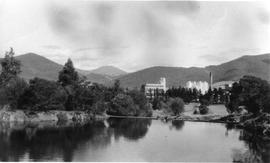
(193, 108, 199, 114)
(168, 98, 185, 116)
(199, 105, 209, 115)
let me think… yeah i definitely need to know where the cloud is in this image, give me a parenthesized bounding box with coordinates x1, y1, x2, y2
(92, 2, 115, 25)
(199, 48, 261, 64)
(1, 0, 269, 71)
(42, 45, 62, 50)
(257, 10, 270, 24)
(155, 1, 200, 15)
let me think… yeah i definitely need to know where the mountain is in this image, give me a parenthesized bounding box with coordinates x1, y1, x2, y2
(15, 53, 64, 80)
(0, 53, 110, 83)
(117, 54, 270, 88)
(90, 66, 127, 77)
(206, 54, 270, 82)
(85, 73, 113, 85)
(1, 53, 269, 87)
(117, 66, 209, 88)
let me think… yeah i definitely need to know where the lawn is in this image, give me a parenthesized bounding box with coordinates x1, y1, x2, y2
(184, 103, 228, 116)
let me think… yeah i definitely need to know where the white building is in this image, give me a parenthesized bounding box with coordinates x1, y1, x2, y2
(212, 81, 235, 90)
(186, 81, 209, 94)
(145, 77, 167, 98)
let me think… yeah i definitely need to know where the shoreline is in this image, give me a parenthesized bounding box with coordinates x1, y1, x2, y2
(1, 109, 269, 140)
(0, 108, 255, 124)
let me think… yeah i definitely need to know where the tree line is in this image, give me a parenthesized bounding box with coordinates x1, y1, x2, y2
(1, 48, 269, 116)
(148, 85, 229, 105)
(0, 48, 152, 117)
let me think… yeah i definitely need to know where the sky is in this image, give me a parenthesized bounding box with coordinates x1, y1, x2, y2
(0, 0, 270, 72)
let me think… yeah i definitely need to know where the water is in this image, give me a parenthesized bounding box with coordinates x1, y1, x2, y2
(0, 118, 269, 162)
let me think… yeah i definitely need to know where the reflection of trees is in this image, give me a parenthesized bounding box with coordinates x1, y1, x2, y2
(107, 118, 151, 141)
(0, 121, 111, 161)
(231, 130, 270, 163)
(0, 118, 152, 161)
(171, 120, 185, 131)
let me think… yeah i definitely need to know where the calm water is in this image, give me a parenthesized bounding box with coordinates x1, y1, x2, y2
(0, 118, 269, 162)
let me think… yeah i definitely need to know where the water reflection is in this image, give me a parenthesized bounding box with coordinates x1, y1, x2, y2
(107, 118, 151, 141)
(171, 120, 185, 130)
(231, 130, 270, 163)
(0, 118, 152, 161)
(224, 123, 270, 163)
(0, 119, 269, 162)
(0, 121, 109, 161)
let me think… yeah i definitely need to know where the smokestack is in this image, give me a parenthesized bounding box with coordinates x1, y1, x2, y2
(209, 72, 213, 90)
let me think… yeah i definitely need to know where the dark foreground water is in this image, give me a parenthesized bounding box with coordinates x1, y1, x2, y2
(0, 118, 269, 162)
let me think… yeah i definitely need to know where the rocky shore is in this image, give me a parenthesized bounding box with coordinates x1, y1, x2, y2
(152, 108, 270, 139)
(215, 113, 270, 139)
(0, 106, 107, 125)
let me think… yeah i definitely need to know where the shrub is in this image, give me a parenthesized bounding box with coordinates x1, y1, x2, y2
(57, 112, 69, 122)
(168, 98, 185, 116)
(199, 105, 209, 115)
(193, 108, 199, 114)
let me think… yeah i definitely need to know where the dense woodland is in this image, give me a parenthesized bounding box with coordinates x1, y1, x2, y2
(0, 48, 270, 117)
(0, 49, 153, 116)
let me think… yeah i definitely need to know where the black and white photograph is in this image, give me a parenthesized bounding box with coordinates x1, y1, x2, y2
(0, 0, 270, 162)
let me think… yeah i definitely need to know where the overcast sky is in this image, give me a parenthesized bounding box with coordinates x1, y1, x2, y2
(0, 0, 270, 72)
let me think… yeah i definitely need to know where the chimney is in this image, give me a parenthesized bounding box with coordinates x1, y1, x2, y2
(209, 72, 213, 90)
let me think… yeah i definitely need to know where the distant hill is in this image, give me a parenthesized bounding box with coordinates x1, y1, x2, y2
(1, 53, 269, 87)
(117, 67, 209, 88)
(90, 66, 127, 77)
(117, 54, 270, 88)
(15, 53, 64, 80)
(0, 53, 111, 83)
(206, 54, 270, 82)
(85, 73, 113, 85)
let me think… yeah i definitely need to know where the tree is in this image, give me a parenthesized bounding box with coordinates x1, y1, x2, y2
(152, 97, 161, 110)
(108, 93, 137, 116)
(58, 58, 79, 87)
(113, 79, 122, 96)
(140, 84, 146, 93)
(0, 48, 21, 85)
(213, 88, 219, 104)
(128, 89, 152, 116)
(168, 97, 185, 116)
(19, 78, 67, 110)
(0, 77, 28, 109)
(218, 88, 225, 103)
(57, 58, 79, 110)
(226, 76, 270, 114)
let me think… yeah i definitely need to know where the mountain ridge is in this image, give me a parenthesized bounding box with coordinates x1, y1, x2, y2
(117, 54, 270, 88)
(89, 65, 127, 77)
(1, 53, 269, 88)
